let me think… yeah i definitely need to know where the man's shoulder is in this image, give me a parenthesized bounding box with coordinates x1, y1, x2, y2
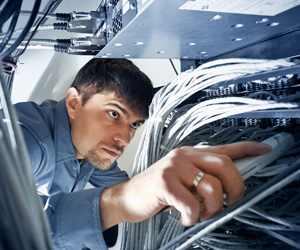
(14, 100, 58, 142)
(15, 99, 57, 117)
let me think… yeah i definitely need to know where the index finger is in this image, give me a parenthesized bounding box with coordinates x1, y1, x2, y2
(194, 141, 271, 160)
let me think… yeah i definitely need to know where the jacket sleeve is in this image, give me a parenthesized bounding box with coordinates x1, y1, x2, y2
(42, 188, 109, 250)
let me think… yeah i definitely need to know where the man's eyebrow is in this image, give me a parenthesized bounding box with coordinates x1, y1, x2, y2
(135, 119, 146, 125)
(107, 102, 128, 116)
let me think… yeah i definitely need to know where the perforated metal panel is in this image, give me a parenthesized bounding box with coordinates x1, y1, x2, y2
(96, 0, 300, 60)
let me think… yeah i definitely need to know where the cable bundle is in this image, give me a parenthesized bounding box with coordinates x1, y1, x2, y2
(0, 62, 53, 248)
(121, 58, 300, 250)
(0, 0, 42, 61)
(181, 159, 300, 250)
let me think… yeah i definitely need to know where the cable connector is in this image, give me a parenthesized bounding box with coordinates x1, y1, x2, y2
(70, 36, 106, 47)
(53, 22, 68, 30)
(54, 39, 71, 53)
(54, 35, 106, 55)
(70, 10, 106, 21)
(56, 13, 71, 22)
(55, 7, 106, 34)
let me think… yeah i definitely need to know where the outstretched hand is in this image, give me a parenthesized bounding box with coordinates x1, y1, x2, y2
(100, 141, 271, 230)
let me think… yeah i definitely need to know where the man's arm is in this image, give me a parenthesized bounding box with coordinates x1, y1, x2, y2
(99, 141, 271, 230)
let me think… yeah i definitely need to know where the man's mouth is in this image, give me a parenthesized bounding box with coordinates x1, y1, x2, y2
(102, 148, 121, 158)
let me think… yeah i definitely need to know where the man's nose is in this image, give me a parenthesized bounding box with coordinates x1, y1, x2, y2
(113, 126, 132, 146)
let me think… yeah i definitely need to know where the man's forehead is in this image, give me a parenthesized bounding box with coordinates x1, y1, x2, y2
(91, 92, 125, 106)
(103, 93, 128, 110)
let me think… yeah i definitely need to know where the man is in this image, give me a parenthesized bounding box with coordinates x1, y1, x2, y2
(15, 58, 271, 249)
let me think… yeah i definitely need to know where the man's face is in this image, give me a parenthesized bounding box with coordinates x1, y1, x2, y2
(68, 91, 145, 170)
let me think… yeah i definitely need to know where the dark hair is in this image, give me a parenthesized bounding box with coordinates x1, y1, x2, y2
(71, 58, 153, 118)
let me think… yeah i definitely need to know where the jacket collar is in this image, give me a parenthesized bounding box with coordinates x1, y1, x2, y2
(54, 98, 77, 163)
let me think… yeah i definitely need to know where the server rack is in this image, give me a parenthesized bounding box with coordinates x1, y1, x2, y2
(96, 0, 300, 62)
(96, 1, 300, 249)
(1, 1, 300, 249)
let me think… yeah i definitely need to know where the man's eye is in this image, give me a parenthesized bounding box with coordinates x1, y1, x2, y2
(130, 122, 141, 129)
(108, 111, 119, 119)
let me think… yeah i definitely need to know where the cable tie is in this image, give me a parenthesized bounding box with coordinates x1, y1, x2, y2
(148, 117, 163, 123)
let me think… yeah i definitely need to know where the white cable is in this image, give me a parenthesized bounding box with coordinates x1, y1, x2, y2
(0, 25, 54, 38)
(121, 58, 300, 250)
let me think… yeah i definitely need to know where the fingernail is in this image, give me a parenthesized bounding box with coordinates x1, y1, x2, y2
(258, 143, 272, 151)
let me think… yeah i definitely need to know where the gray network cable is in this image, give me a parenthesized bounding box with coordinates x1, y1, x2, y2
(121, 58, 300, 250)
(0, 65, 53, 249)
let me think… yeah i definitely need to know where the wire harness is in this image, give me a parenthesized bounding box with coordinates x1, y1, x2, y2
(0, 62, 53, 248)
(121, 57, 300, 250)
(0, 0, 42, 61)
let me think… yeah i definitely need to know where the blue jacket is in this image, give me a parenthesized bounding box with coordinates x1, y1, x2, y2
(15, 99, 129, 250)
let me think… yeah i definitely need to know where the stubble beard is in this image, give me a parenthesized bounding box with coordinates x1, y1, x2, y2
(84, 142, 124, 170)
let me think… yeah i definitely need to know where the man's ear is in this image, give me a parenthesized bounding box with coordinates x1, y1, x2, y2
(65, 87, 81, 120)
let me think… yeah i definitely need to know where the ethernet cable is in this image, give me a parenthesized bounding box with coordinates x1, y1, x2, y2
(0, 63, 53, 248)
(161, 158, 300, 250)
(131, 58, 297, 174)
(0, 25, 55, 39)
(121, 57, 300, 250)
(0, 0, 42, 61)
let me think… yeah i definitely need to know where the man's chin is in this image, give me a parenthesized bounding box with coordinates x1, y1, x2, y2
(86, 156, 114, 171)
(85, 147, 121, 170)
(94, 164, 111, 171)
